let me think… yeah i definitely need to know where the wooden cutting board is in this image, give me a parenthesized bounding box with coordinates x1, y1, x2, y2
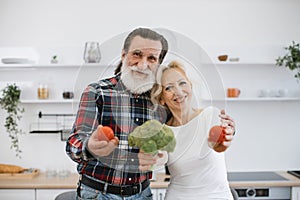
(0, 168, 40, 179)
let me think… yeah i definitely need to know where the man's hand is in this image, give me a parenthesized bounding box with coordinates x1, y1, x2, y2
(87, 125, 119, 157)
(138, 151, 166, 171)
(209, 109, 235, 152)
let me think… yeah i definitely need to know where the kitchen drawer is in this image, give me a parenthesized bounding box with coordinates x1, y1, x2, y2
(0, 189, 35, 200)
(292, 187, 300, 200)
(36, 189, 75, 200)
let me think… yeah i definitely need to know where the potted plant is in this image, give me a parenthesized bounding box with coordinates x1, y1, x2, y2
(51, 55, 58, 64)
(276, 41, 300, 81)
(0, 83, 25, 158)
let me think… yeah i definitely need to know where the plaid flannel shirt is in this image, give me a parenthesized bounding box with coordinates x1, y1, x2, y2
(66, 74, 167, 185)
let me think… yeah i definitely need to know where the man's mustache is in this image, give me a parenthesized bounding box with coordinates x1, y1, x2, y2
(129, 66, 152, 75)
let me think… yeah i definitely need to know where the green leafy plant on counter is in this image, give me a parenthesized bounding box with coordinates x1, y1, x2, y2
(0, 83, 25, 158)
(276, 41, 300, 81)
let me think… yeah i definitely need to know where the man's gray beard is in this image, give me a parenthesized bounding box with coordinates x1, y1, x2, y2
(121, 66, 155, 94)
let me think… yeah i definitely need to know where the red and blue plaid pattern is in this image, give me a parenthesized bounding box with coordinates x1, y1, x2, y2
(66, 74, 168, 185)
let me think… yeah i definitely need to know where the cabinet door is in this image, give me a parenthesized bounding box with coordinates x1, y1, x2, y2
(151, 188, 157, 200)
(292, 187, 300, 200)
(0, 189, 35, 200)
(36, 189, 75, 200)
(156, 189, 166, 200)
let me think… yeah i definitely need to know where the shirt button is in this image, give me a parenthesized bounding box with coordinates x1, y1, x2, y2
(136, 99, 139, 102)
(136, 118, 139, 122)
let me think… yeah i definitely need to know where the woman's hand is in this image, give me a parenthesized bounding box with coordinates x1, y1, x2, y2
(210, 109, 235, 152)
(220, 109, 236, 135)
(138, 150, 166, 171)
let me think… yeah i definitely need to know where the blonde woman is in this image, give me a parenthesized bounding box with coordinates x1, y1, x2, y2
(150, 61, 235, 199)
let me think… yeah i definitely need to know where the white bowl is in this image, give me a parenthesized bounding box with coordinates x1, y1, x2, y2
(1, 58, 31, 64)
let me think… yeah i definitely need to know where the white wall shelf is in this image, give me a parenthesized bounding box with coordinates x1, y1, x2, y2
(21, 99, 79, 104)
(204, 98, 300, 102)
(226, 97, 300, 101)
(215, 62, 276, 66)
(0, 63, 104, 69)
(21, 97, 300, 104)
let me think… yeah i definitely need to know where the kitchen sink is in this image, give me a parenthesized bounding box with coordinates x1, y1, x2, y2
(288, 170, 300, 179)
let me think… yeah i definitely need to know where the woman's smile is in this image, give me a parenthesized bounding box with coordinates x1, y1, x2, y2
(173, 95, 187, 104)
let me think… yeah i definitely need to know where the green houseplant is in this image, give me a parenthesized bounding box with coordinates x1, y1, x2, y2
(276, 41, 300, 81)
(0, 83, 25, 158)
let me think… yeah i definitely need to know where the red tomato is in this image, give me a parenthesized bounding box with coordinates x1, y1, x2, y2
(208, 125, 226, 143)
(98, 126, 115, 142)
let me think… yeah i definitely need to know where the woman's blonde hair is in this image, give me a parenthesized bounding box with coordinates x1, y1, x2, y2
(151, 60, 191, 106)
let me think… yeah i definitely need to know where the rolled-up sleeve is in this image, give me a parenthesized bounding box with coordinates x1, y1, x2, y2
(66, 85, 100, 163)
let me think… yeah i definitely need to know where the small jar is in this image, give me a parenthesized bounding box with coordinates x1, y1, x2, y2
(38, 84, 49, 99)
(62, 90, 74, 99)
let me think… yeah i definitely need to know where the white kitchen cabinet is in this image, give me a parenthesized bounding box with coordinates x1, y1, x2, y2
(0, 189, 35, 200)
(292, 187, 300, 200)
(36, 189, 75, 200)
(155, 189, 166, 200)
(151, 188, 157, 200)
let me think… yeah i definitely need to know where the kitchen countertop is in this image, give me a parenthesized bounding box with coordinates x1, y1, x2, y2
(0, 173, 169, 189)
(229, 171, 300, 188)
(0, 171, 299, 189)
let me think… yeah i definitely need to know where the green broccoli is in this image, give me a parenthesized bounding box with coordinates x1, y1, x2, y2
(128, 119, 176, 154)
